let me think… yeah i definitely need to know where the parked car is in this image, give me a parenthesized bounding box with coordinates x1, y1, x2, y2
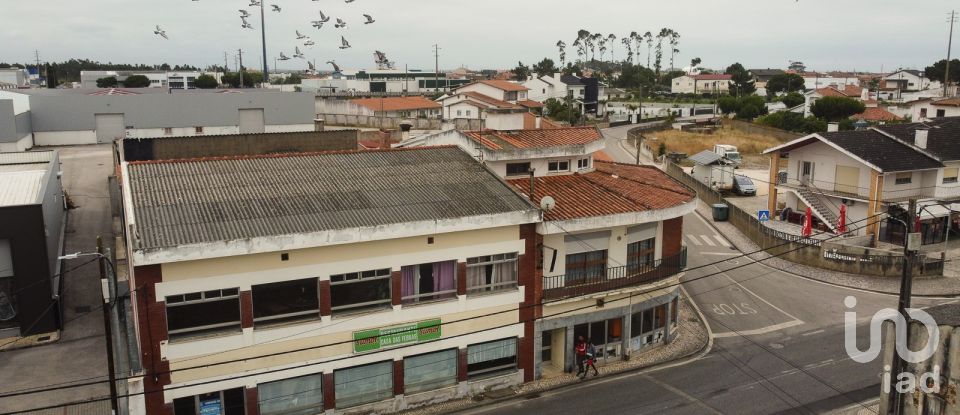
(732, 175, 756, 196)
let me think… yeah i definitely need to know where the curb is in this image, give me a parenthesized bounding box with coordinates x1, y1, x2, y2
(445, 302, 713, 414)
(691, 209, 960, 299)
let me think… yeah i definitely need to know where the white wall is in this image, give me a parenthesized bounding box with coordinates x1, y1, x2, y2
(0, 91, 30, 114)
(671, 76, 695, 94)
(802, 76, 860, 90)
(487, 154, 592, 179)
(783, 140, 872, 198)
(446, 102, 480, 119)
(484, 113, 523, 131)
(933, 162, 960, 200)
(541, 223, 662, 280)
(0, 134, 33, 152)
(458, 83, 508, 101)
(909, 101, 960, 121)
(34, 130, 98, 146)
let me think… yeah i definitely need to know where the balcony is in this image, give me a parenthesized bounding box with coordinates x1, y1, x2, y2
(542, 247, 687, 301)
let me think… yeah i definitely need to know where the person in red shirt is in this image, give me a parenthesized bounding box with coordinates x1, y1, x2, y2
(575, 336, 587, 377)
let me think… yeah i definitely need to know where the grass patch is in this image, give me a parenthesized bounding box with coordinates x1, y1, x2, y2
(647, 127, 783, 168)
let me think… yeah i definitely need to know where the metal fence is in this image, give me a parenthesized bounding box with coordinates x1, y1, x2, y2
(542, 247, 687, 301)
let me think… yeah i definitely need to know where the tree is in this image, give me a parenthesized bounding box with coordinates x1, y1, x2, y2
(810, 96, 866, 121)
(738, 103, 761, 120)
(622, 37, 634, 64)
(556, 40, 567, 67)
(544, 97, 581, 125)
(284, 74, 302, 84)
(757, 112, 827, 133)
(512, 61, 530, 80)
(766, 73, 805, 95)
(222, 71, 258, 88)
(717, 96, 740, 114)
(614, 63, 656, 89)
(654, 28, 668, 77)
(643, 32, 653, 68)
(780, 92, 804, 108)
(532, 58, 557, 77)
(607, 34, 617, 61)
(123, 74, 151, 88)
(45, 63, 58, 88)
(668, 30, 680, 71)
(924, 59, 960, 85)
(96, 76, 118, 88)
(725, 63, 756, 96)
(690, 57, 702, 70)
(194, 74, 219, 89)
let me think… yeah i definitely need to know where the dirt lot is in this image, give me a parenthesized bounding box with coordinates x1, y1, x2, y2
(647, 127, 783, 169)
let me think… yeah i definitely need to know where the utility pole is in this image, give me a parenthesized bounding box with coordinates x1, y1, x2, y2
(433, 44, 441, 94)
(34, 50, 43, 85)
(224, 51, 230, 73)
(260, 0, 268, 86)
(945, 11, 957, 97)
(97, 236, 119, 415)
(238, 49, 245, 88)
(636, 86, 643, 165)
(890, 198, 919, 415)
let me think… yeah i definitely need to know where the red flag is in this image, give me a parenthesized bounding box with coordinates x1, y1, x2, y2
(837, 204, 847, 234)
(802, 207, 813, 237)
(915, 214, 922, 233)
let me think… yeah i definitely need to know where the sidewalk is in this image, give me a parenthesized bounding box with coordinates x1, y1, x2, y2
(693, 200, 960, 297)
(403, 297, 711, 415)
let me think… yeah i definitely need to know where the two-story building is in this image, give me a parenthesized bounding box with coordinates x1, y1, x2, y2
(670, 74, 732, 95)
(522, 73, 568, 102)
(437, 92, 527, 130)
(120, 147, 544, 414)
(450, 80, 529, 104)
(400, 126, 696, 377)
(763, 118, 960, 245)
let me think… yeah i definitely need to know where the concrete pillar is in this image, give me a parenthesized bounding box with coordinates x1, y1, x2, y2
(240, 291, 254, 329)
(318, 280, 331, 317)
(313, 118, 325, 131)
(767, 152, 780, 214)
(245, 387, 260, 415)
(393, 360, 404, 396)
(565, 325, 576, 373)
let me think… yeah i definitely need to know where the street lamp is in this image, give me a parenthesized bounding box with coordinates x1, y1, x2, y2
(59, 243, 119, 415)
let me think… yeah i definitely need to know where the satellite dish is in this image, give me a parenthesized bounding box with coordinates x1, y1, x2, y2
(540, 196, 556, 211)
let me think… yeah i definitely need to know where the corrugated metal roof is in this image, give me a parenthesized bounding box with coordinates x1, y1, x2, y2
(688, 150, 724, 165)
(0, 170, 45, 206)
(0, 151, 54, 165)
(126, 147, 538, 250)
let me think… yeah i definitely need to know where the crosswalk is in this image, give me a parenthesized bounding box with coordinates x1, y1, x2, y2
(685, 233, 732, 248)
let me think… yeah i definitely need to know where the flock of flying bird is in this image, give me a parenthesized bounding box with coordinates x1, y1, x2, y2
(153, 0, 379, 69)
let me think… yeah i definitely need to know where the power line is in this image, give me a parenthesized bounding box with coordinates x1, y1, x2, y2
(0, 213, 886, 410)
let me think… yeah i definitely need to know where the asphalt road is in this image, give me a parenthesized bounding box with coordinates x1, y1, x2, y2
(460, 127, 956, 415)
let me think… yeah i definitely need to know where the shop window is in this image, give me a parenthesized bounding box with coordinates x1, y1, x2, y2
(334, 361, 393, 408)
(166, 288, 241, 338)
(173, 388, 245, 415)
(252, 278, 319, 326)
(258, 374, 323, 415)
(467, 338, 517, 378)
(330, 268, 391, 313)
(466, 253, 518, 294)
(404, 349, 458, 394)
(401, 260, 457, 304)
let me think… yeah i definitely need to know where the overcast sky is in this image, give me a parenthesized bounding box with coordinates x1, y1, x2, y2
(2, 0, 956, 73)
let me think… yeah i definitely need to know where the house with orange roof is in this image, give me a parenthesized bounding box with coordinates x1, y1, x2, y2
(451, 80, 530, 104)
(902, 97, 960, 121)
(399, 125, 696, 377)
(438, 90, 528, 130)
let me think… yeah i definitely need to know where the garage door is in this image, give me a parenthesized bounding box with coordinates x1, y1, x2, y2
(239, 108, 265, 133)
(95, 114, 125, 143)
(835, 165, 860, 195)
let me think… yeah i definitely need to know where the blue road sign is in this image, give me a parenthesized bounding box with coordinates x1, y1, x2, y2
(758, 210, 771, 222)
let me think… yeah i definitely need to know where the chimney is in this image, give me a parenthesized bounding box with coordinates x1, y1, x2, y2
(314, 118, 325, 131)
(535, 115, 542, 129)
(915, 128, 929, 149)
(827, 122, 839, 132)
(528, 168, 536, 198)
(860, 88, 869, 101)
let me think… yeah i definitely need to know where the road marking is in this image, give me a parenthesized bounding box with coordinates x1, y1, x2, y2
(721, 274, 803, 322)
(700, 235, 717, 246)
(686, 235, 702, 246)
(714, 235, 730, 246)
(712, 320, 804, 338)
(639, 374, 724, 415)
(701, 252, 741, 256)
(801, 329, 825, 336)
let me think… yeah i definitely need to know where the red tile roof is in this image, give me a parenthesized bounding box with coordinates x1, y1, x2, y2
(506, 161, 694, 221)
(464, 126, 602, 150)
(457, 91, 521, 109)
(518, 100, 544, 108)
(850, 107, 903, 122)
(931, 98, 960, 107)
(474, 79, 530, 92)
(814, 85, 863, 98)
(350, 96, 441, 112)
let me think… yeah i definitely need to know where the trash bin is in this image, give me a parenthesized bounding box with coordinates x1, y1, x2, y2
(712, 203, 729, 221)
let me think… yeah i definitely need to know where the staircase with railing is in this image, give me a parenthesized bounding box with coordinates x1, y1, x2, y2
(794, 182, 839, 231)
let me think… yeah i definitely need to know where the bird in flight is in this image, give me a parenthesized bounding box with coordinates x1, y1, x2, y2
(270, 4, 281, 12)
(308, 61, 316, 71)
(154, 25, 168, 39)
(327, 61, 342, 72)
(339, 36, 351, 49)
(311, 20, 324, 29)
(279, 52, 291, 61)
(362, 14, 375, 24)
(296, 30, 307, 39)
(304, 40, 316, 46)
(318, 10, 330, 22)
(238, 9, 250, 17)
(335, 18, 347, 28)
(345, 0, 355, 3)
(241, 19, 254, 29)
(294, 46, 305, 59)
(248, 0, 260, 6)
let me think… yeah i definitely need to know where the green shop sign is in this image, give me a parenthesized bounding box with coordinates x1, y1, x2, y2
(353, 319, 442, 353)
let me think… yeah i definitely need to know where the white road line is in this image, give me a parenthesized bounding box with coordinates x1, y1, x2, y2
(700, 235, 717, 246)
(801, 329, 825, 336)
(714, 235, 730, 246)
(721, 274, 803, 322)
(686, 235, 703, 246)
(712, 320, 804, 338)
(701, 252, 741, 256)
(640, 374, 724, 415)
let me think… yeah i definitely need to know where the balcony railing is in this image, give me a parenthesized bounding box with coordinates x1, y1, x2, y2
(542, 247, 688, 301)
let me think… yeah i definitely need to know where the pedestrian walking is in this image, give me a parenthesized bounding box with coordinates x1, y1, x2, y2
(581, 342, 599, 379)
(574, 336, 587, 377)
